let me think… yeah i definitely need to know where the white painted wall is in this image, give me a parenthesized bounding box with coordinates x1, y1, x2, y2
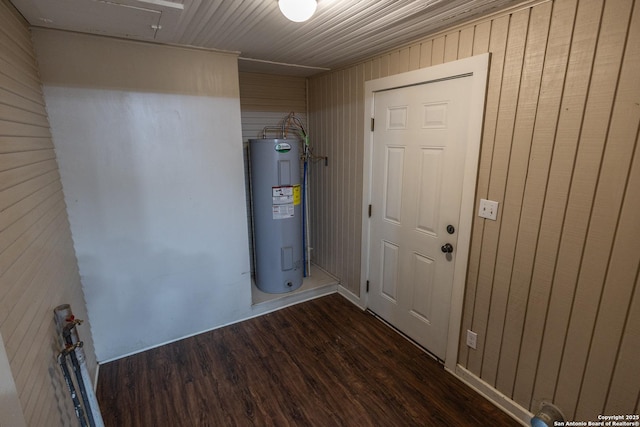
(33, 29, 253, 361)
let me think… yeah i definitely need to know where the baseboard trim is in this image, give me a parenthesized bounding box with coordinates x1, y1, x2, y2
(94, 363, 99, 392)
(337, 285, 366, 309)
(100, 288, 338, 364)
(449, 365, 532, 426)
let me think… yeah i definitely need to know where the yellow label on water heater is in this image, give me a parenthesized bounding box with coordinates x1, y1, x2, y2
(293, 184, 301, 206)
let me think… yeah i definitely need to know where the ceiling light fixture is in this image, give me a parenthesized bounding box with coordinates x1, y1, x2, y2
(278, 0, 317, 22)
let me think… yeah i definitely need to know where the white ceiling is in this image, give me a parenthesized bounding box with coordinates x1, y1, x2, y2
(11, 0, 523, 76)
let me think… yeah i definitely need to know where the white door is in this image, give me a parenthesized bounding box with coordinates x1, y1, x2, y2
(367, 76, 472, 360)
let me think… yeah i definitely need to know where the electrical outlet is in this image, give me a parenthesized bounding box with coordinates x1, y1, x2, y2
(478, 198, 499, 220)
(466, 330, 478, 349)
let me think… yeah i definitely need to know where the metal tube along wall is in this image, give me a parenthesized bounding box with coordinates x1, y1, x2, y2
(54, 304, 105, 427)
(249, 138, 303, 294)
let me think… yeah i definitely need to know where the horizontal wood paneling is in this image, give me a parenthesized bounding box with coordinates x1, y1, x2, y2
(0, 54, 43, 91)
(0, 87, 47, 115)
(0, 9, 35, 57)
(0, 0, 97, 425)
(308, 0, 639, 420)
(0, 148, 56, 171)
(0, 103, 50, 126)
(0, 72, 45, 105)
(239, 71, 307, 139)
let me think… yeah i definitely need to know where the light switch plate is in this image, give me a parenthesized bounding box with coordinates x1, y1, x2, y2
(479, 199, 499, 220)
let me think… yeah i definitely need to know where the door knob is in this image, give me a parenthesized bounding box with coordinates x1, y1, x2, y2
(441, 243, 454, 253)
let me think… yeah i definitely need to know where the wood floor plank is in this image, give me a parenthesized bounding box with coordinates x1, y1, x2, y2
(97, 294, 520, 426)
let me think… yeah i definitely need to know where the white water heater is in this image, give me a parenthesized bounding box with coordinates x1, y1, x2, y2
(249, 138, 303, 294)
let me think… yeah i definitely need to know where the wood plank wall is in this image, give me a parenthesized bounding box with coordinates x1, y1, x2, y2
(0, 1, 98, 425)
(308, 0, 639, 420)
(307, 65, 364, 294)
(239, 72, 306, 142)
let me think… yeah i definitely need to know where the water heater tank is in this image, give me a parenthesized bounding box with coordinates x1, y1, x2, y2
(249, 138, 303, 293)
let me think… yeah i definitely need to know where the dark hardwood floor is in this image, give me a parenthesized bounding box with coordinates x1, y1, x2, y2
(97, 294, 521, 426)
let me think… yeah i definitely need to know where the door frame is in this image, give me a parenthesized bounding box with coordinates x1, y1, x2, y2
(360, 53, 490, 370)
